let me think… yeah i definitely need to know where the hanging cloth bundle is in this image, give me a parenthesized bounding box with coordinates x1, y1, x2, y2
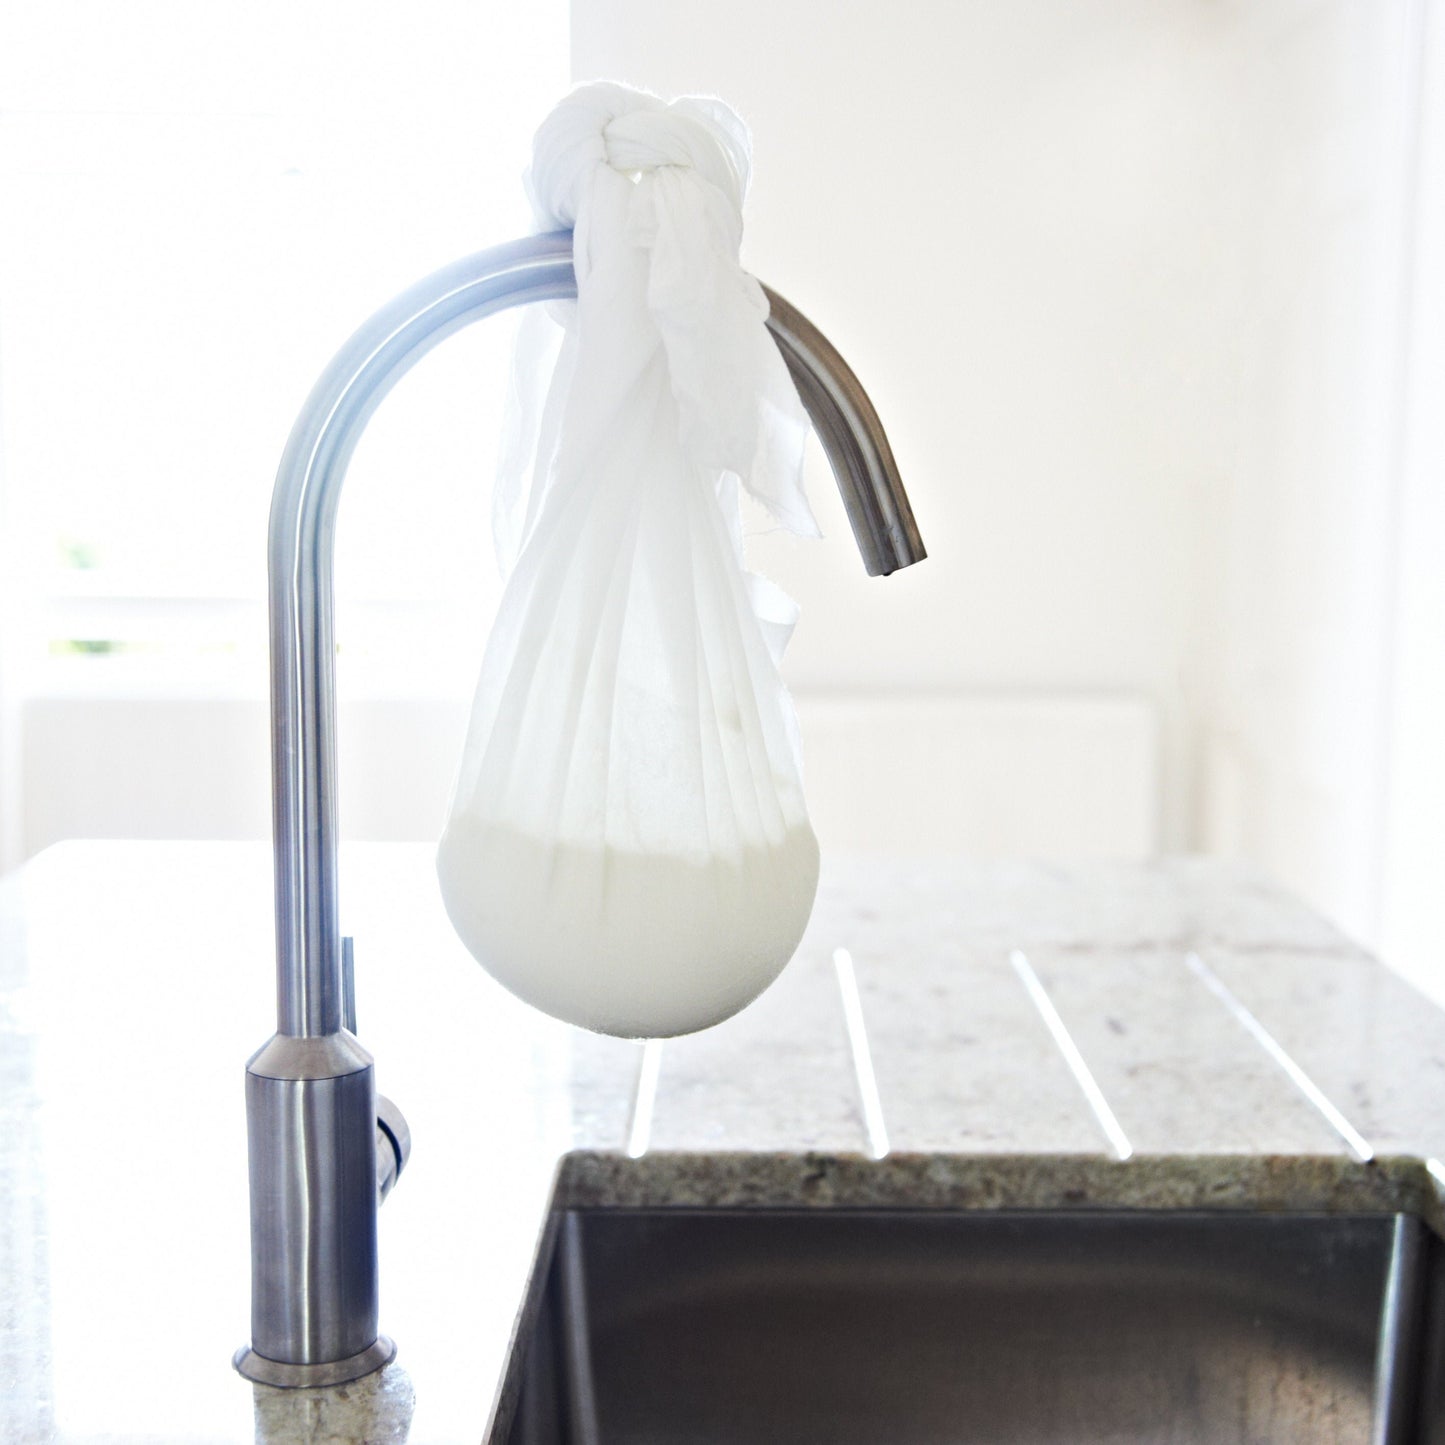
(437, 82, 821, 1038)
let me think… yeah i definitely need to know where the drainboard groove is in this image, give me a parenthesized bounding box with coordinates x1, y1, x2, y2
(625, 1039, 662, 1159)
(1184, 952, 1374, 1163)
(1010, 948, 1133, 1161)
(832, 947, 890, 1159)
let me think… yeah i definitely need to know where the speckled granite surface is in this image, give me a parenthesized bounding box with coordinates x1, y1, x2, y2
(554, 1150, 1445, 1226)
(5, 843, 1445, 1443)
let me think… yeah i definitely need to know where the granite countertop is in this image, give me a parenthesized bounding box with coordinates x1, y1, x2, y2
(4, 842, 1445, 1443)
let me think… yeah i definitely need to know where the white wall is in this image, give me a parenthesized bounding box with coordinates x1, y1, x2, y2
(572, 0, 1424, 943)
(573, 0, 1254, 854)
(1196, 1, 1427, 945)
(1379, 1, 1445, 997)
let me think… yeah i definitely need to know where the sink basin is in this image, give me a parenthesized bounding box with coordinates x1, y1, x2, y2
(495, 1208, 1445, 1444)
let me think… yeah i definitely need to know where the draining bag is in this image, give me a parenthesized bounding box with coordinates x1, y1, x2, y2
(437, 83, 821, 1038)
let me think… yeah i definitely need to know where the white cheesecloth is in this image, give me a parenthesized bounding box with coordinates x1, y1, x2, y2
(437, 82, 822, 1039)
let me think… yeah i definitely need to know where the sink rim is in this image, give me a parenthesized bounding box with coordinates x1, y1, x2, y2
(488, 1149, 1445, 1444)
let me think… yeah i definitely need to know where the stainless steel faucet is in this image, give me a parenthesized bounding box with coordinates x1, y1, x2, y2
(234, 229, 926, 1387)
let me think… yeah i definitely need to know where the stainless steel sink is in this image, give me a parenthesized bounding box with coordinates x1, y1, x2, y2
(495, 1208, 1445, 1444)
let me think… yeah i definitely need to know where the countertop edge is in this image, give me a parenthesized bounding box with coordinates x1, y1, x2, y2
(552, 1149, 1445, 1232)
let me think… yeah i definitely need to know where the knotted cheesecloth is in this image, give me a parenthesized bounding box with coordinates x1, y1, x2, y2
(437, 82, 821, 1038)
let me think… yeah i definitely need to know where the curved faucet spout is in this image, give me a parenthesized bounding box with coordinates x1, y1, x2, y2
(243, 229, 926, 1388)
(762, 287, 925, 578)
(268, 228, 925, 1040)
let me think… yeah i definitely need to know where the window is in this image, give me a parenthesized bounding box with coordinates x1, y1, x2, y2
(0, 1, 568, 862)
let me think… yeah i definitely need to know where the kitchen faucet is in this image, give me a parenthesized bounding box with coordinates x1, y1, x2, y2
(235, 229, 927, 1386)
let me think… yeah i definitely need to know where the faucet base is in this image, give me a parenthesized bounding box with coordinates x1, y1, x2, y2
(242, 1036, 383, 1379)
(233, 1335, 396, 1389)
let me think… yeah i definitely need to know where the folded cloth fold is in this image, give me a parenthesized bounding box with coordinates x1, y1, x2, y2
(502, 80, 819, 562)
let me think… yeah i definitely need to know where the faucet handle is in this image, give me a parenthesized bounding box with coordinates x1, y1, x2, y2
(342, 936, 357, 1034)
(376, 1095, 411, 1202)
(337, 936, 410, 1203)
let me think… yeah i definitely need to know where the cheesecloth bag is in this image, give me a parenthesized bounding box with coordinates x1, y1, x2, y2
(437, 82, 821, 1039)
